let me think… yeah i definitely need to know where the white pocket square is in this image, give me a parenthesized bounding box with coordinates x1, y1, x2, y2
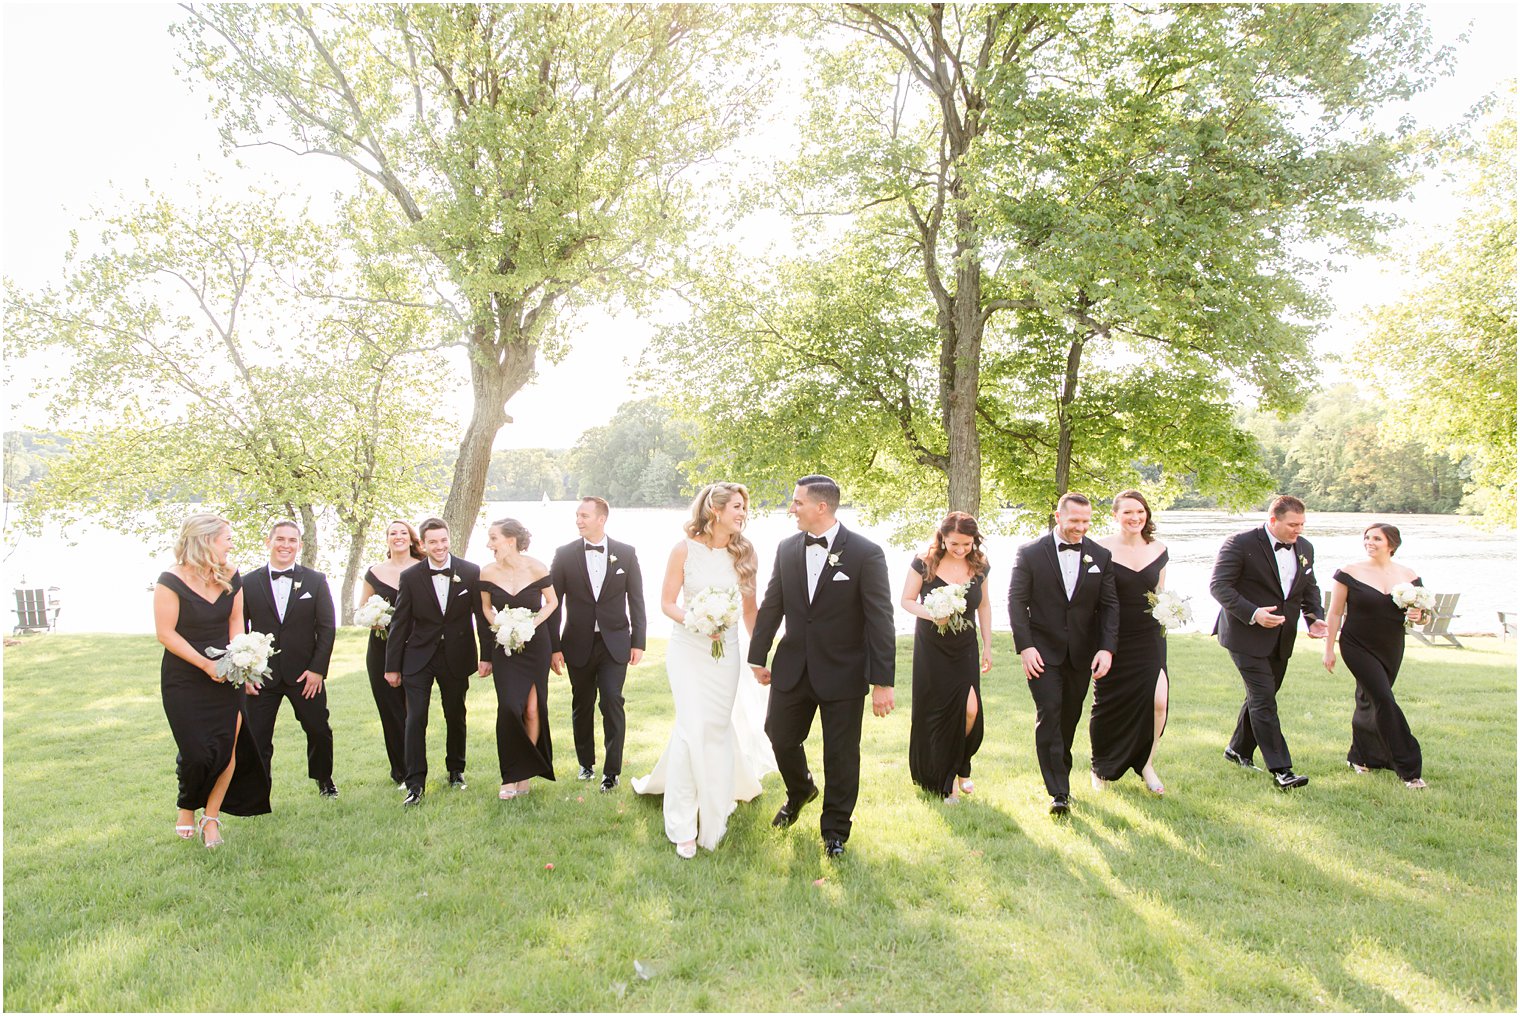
(1087, 565, 1101, 573)
(832, 572, 850, 582)
(299, 591, 313, 599)
(615, 568, 626, 575)
(456, 589, 469, 597)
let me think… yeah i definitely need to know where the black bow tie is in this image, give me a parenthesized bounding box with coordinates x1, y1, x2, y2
(583, 543, 605, 554)
(270, 569, 295, 580)
(1058, 542, 1082, 553)
(1273, 541, 1292, 552)
(429, 567, 453, 578)
(804, 534, 829, 548)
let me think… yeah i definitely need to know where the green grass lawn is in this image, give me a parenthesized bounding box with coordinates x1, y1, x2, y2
(3, 631, 1514, 1011)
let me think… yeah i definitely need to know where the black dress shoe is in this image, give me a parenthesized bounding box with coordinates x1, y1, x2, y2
(577, 766, 596, 781)
(771, 783, 820, 828)
(317, 778, 339, 798)
(402, 788, 424, 807)
(1048, 794, 1070, 815)
(1223, 747, 1254, 768)
(600, 774, 619, 792)
(447, 771, 467, 790)
(1273, 770, 1309, 789)
(823, 838, 846, 859)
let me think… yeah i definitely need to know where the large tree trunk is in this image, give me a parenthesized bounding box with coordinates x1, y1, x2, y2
(299, 504, 320, 568)
(945, 208, 984, 517)
(338, 522, 368, 626)
(1054, 335, 1085, 496)
(441, 316, 540, 552)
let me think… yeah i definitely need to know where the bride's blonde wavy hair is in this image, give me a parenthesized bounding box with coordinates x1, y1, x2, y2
(175, 512, 236, 594)
(684, 482, 758, 596)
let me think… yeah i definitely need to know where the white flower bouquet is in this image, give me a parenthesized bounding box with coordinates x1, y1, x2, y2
(353, 594, 395, 638)
(1390, 583, 1435, 628)
(493, 606, 538, 656)
(923, 582, 971, 635)
(1146, 589, 1193, 634)
(206, 631, 277, 688)
(684, 585, 742, 660)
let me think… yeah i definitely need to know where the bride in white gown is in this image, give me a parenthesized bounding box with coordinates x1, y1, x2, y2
(633, 482, 776, 857)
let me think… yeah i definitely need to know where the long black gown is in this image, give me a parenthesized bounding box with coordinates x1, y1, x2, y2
(486, 577, 556, 785)
(1335, 570, 1423, 780)
(158, 571, 271, 816)
(1089, 549, 1168, 782)
(907, 557, 985, 798)
(363, 567, 408, 784)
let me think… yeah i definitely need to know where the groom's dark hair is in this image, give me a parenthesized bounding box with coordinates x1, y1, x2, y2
(796, 474, 841, 511)
(419, 517, 449, 539)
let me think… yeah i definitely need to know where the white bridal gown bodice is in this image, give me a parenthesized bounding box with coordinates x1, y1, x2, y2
(632, 538, 776, 850)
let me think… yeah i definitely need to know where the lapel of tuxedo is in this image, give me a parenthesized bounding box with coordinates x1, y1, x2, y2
(1041, 536, 1068, 602)
(786, 532, 809, 614)
(1071, 538, 1090, 600)
(1254, 527, 1290, 597)
(810, 526, 848, 612)
(248, 566, 274, 627)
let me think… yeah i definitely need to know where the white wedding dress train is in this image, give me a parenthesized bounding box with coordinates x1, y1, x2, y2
(633, 539, 776, 850)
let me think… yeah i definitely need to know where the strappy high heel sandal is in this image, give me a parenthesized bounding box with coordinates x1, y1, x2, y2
(176, 811, 198, 840)
(198, 814, 224, 849)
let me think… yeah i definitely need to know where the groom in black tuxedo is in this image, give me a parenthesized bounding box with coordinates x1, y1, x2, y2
(1211, 494, 1326, 789)
(243, 519, 338, 798)
(1009, 492, 1119, 815)
(749, 475, 895, 859)
(384, 517, 493, 806)
(548, 496, 646, 792)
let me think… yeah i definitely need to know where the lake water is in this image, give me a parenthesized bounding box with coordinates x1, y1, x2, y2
(4, 503, 1514, 639)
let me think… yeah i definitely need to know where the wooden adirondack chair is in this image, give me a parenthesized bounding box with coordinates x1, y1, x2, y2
(1499, 611, 1515, 641)
(1410, 592, 1462, 648)
(12, 588, 60, 634)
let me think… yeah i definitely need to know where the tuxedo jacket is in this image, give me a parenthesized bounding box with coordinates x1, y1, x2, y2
(244, 563, 336, 684)
(1008, 534, 1120, 668)
(747, 525, 896, 700)
(547, 537, 646, 667)
(384, 556, 492, 679)
(1210, 526, 1324, 659)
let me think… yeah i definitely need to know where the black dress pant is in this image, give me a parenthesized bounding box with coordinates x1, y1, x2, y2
(245, 676, 334, 783)
(765, 668, 864, 843)
(402, 646, 470, 791)
(1026, 657, 1091, 798)
(367, 635, 407, 783)
(567, 635, 628, 776)
(1227, 649, 1293, 771)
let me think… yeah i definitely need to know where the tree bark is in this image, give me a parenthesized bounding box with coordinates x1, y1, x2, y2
(1054, 335, 1085, 497)
(299, 504, 320, 568)
(338, 522, 368, 626)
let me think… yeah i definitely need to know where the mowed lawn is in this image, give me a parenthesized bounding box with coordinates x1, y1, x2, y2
(3, 631, 1514, 1012)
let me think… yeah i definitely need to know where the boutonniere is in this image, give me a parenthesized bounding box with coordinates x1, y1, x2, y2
(1299, 554, 1308, 568)
(828, 552, 841, 567)
(609, 554, 618, 564)
(1083, 554, 1093, 564)
(452, 574, 461, 584)
(291, 580, 302, 590)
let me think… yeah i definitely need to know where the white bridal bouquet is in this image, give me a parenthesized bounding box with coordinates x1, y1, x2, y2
(923, 582, 971, 635)
(493, 607, 538, 656)
(206, 631, 277, 688)
(353, 594, 395, 638)
(1390, 583, 1435, 628)
(684, 586, 743, 660)
(1146, 589, 1193, 634)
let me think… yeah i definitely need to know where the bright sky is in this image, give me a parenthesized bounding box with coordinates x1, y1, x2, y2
(2, 3, 1515, 448)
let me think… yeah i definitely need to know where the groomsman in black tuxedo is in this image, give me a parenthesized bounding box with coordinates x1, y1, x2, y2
(243, 519, 338, 798)
(1210, 494, 1327, 789)
(384, 517, 493, 806)
(748, 475, 896, 859)
(548, 496, 646, 792)
(1008, 492, 1119, 815)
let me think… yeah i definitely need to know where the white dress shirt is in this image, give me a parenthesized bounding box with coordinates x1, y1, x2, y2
(805, 522, 841, 602)
(1264, 523, 1296, 598)
(270, 567, 294, 622)
(584, 539, 609, 631)
(431, 556, 453, 614)
(1052, 531, 1081, 599)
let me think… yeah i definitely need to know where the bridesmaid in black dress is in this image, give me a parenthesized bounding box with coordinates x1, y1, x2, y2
(1323, 522, 1427, 788)
(479, 518, 559, 799)
(153, 513, 271, 847)
(1091, 490, 1170, 794)
(901, 512, 993, 802)
(359, 520, 425, 788)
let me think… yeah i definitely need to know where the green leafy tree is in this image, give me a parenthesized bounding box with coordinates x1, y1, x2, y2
(484, 448, 569, 501)
(178, 3, 770, 550)
(4, 191, 451, 619)
(656, 3, 1447, 533)
(1364, 90, 1516, 522)
(569, 398, 692, 507)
